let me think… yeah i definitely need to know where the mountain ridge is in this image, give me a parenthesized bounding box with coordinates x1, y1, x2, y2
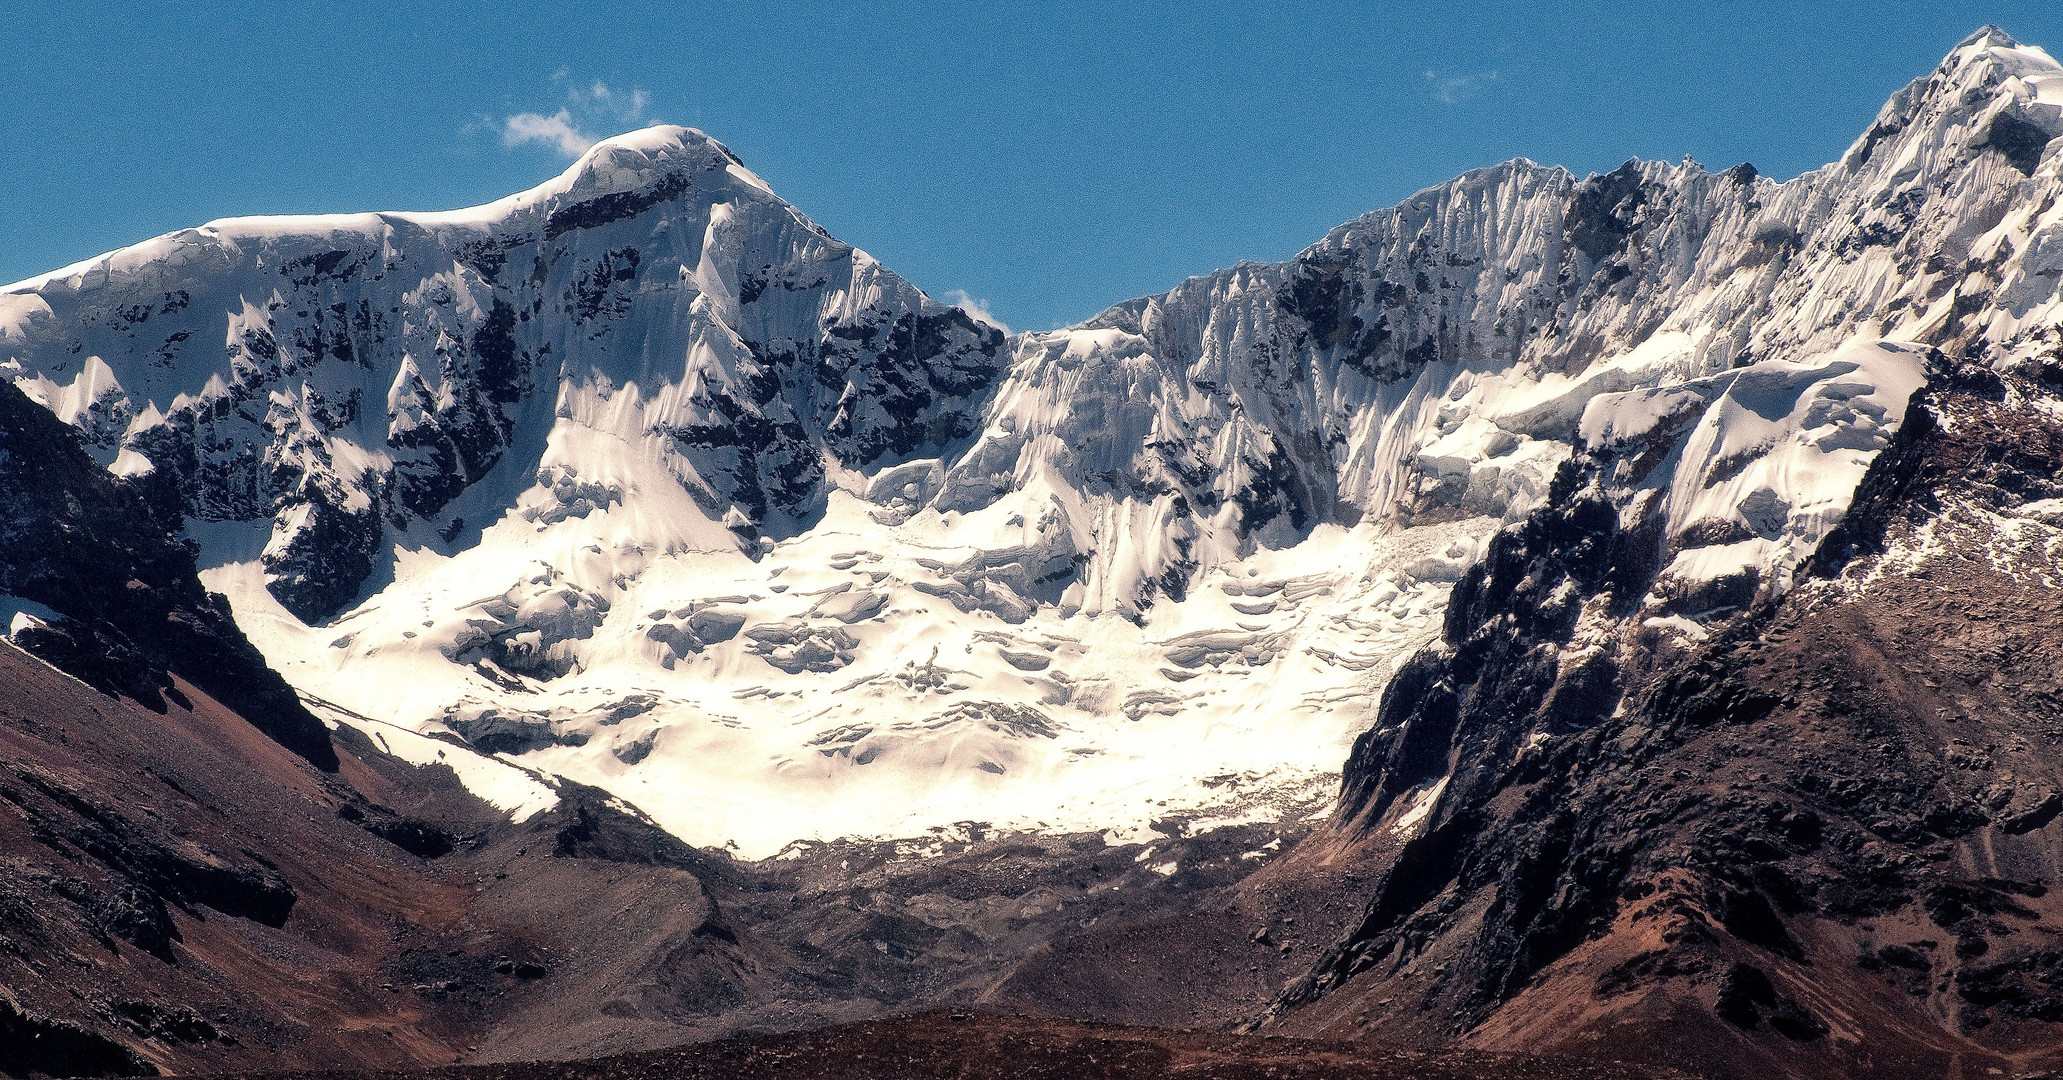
(6, 24, 2063, 1080)
(1, 28, 2059, 861)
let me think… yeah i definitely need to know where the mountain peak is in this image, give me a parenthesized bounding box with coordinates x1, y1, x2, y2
(535, 123, 774, 215)
(562, 124, 752, 182)
(1941, 24, 2062, 84)
(1839, 26, 2063, 176)
(1956, 24, 2021, 51)
(5, 26, 2063, 868)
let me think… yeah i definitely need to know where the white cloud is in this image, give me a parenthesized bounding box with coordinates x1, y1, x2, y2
(500, 79, 655, 159)
(942, 289, 1010, 334)
(503, 108, 594, 157)
(576, 81, 649, 118)
(1424, 68, 1498, 105)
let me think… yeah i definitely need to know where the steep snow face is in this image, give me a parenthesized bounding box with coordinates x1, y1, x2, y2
(0, 127, 1006, 622)
(963, 26, 2063, 629)
(4, 31, 2062, 856)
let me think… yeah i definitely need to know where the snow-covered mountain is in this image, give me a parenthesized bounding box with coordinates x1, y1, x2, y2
(4, 27, 2061, 858)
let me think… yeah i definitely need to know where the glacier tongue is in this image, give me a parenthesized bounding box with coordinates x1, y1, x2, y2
(212, 497, 1494, 857)
(7, 31, 2063, 856)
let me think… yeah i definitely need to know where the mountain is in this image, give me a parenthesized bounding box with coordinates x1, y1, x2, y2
(0, 374, 1358, 1075)
(4, 23, 2063, 1079)
(3, 128, 1004, 619)
(1233, 27, 2063, 1080)
(0, 377, 334, 769)
(1255, 362, 2063, 1079)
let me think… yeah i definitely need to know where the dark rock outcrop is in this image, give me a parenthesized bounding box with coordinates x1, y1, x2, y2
(0, 379, 335, 769)
(0, 997, 156, 1078)
(1267, 368, 2063, 1079)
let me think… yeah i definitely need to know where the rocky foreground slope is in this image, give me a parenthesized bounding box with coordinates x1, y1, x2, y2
(0, 375, 1339, 1074)
(4, 22, 2063, 1080)
(0, 576, 1332, 1076)
(1241, 362, 2063, 1080)
(1225, 32, 2063, 1080)
(201, 1011, 1691, 1080)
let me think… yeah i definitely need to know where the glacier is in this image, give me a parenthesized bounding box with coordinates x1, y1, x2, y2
(3, 28, 2061, 857)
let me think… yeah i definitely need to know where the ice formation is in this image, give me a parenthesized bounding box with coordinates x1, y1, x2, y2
(3, 29, 2060, 856)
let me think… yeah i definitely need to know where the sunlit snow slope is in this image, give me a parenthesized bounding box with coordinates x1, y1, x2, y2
(6, 29, 2063, 856)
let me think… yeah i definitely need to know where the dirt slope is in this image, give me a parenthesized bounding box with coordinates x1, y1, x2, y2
(200, 1010, 1694, 1080)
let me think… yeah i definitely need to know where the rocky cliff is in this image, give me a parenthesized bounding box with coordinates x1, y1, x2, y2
(0, 377, 335, 768)
(1254, 30, 2063, 1080)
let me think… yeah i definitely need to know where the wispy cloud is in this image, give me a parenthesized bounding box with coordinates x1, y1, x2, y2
(1424, 68, 1498, 105)
(504, 109, 594, 156)
(502, 77, 655, 158)
(576, 80, 648, 118)
(942, 289, 1010, 334)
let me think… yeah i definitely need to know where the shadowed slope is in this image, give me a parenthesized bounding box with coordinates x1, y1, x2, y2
(0, 378, 336, 769)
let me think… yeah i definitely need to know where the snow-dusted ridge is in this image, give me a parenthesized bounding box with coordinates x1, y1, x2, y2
(5, 29, 2063, 857)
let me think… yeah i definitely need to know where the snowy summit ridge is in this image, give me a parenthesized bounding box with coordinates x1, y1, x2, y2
(4, 124, 1008, 618)
(5, 33, 2063, 856)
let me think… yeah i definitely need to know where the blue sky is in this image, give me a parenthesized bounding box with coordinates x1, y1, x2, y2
(4, 3, 2061, 330)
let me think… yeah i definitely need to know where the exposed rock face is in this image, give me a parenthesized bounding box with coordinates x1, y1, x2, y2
(1254, 29, 2063, 1070)
(27, 32, 2063, 1079)
(0, 377, 1324, 1071)
(0, 128, 1004, 623)
(1263, 365, 2063, 1078)
(7, 40, 2063, 1071)
(190, 1011, 1696, 1080)
(0, 378, 335, 769)
(0, 626, 1352, 1075)
(1209, 30, 2063, 1077)
(968, 27, 2063, 621)
(0, 997, 155, 1079)
(7, 27, 2063, 869)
